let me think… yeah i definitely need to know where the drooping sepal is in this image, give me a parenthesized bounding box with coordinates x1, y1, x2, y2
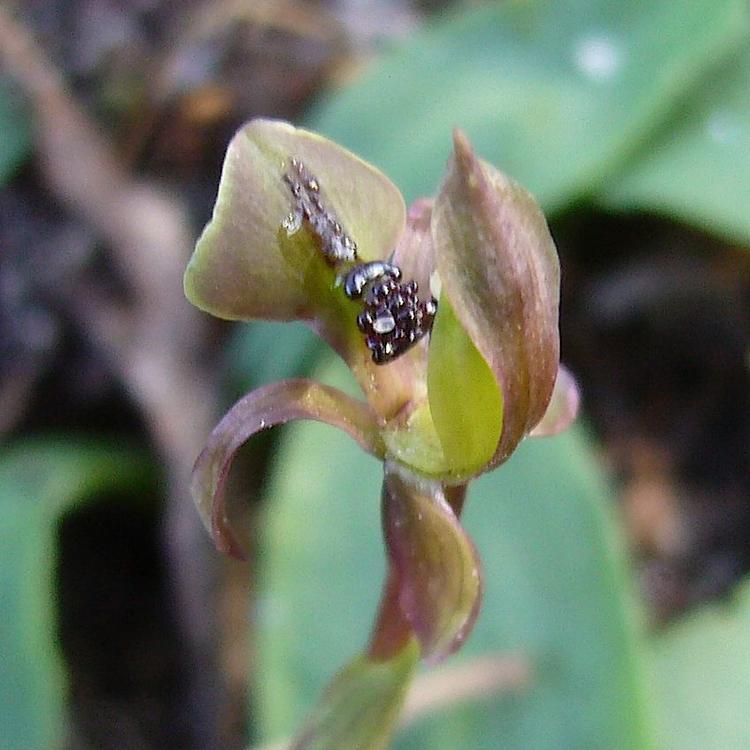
(381, 462, 482, 663)
(191, 379, 385, 559)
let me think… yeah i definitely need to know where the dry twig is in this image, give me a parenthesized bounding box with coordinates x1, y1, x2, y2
(0, 7, 226, 748)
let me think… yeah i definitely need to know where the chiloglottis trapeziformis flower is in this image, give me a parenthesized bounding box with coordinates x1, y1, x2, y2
(184, 119, 580, 750)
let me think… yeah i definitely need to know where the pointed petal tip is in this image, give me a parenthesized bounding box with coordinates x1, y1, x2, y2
(451, 127, 473, 158)
(450, 129, 483, 184)
(406, 196, 433, 228)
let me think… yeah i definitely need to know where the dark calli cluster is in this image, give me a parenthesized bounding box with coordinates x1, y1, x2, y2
(284, 156, 438, 364)
(353, 269, 437, 364)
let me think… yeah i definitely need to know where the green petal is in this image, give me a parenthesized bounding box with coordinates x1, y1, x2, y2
(431, 131, 560, 471)
(290, 638, 419, 750)
(427, 294, 503, 478)
(184, 118, 405, 322)
(382, 463, 482, 663)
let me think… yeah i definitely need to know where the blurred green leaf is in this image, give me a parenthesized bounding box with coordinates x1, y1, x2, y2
(652, 579, 750, 750)
(0, 439, 147, 750)
(601, 46, 750, 245)
(225, 321, 324, 397)
(254, 354, 654, 749)
(0, 85, 30, 184)
(308, 0, 748, 213)
(398, 431, 653, 750)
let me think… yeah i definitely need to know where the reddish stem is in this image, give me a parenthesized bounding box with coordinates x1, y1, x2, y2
(367, 569, 415, 661)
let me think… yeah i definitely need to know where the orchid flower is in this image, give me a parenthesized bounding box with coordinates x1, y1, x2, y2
(184, 119, 579, 750)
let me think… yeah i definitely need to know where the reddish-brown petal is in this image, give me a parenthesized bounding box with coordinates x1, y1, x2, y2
(391, 197, 436, 300)
(530, 364, 580, 438)
(431, 130, 560, 471)
(191, 379, 385, 559)
(381, 462, 482, 663)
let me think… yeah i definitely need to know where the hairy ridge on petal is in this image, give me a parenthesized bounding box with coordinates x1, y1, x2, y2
(184, 118, 405, 322)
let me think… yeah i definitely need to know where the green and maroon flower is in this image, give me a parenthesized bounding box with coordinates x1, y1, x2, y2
(184, 119, 578, 750)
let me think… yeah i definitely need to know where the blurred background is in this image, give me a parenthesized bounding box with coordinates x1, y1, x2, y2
(1, 1, 749, 749)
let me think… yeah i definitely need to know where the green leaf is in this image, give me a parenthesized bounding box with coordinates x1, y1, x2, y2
(225, 321, 325, 396)
(290, 639, 420, 750)
(307, 0, 749, 213)
(0, 439, 147, 750)
(254, 354, 655, 749)
(0, 85, 30, 184)
(651, 579, 750, 750)
(601, 46, 750, 245)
